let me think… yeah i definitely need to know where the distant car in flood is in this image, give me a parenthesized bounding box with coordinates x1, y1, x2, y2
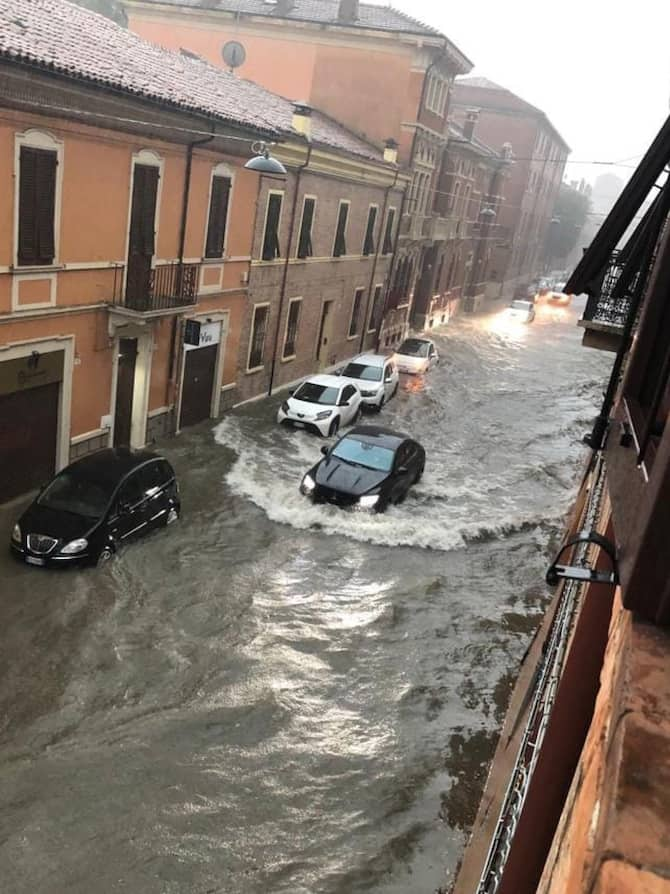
(10, 449, 180, 567)
(336, 353, 399, 411)
(545, 282, 572, 306)
(503, 299, 536, 323)
(299, 425, 425, 512)
(393, 337, 439, 375)
(277, 374, 362, 437)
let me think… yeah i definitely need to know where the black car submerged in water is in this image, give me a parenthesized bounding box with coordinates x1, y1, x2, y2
(300, 425, 425, 512)
(10, 448, 180, 567)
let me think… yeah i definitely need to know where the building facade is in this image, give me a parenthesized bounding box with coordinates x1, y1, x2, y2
(452, 78, 570, 295)
(0, 0, 401, 503)
(126, 0, 473, 342)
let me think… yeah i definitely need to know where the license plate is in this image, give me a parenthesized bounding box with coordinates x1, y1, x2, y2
(26, 556, 45, 566)
(293, 421, 305, 428)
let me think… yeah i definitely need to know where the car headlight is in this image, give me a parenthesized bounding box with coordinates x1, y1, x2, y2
(60, 538, 88, 555)
(316, 410, 332, 420)
(280, 400, 289, 413)
(11, 523, 21, 543)
(301, 474, 316, 494)
(358, 494, 379, 508)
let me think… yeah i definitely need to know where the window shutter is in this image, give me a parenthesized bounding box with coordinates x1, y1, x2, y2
(18, 146, 57, 266)
(334, 203, 348, 257)
(363, 206, 377, 256)
(130, 164, 158, 257)
(382, 209, 396, 255)
(205, 175, 231, 258)
(298, 198, 315, 259)
(262, 194, 282, 261)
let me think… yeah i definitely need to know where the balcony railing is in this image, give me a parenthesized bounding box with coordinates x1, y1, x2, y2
(399, 212, 426, 242)
(113, 261, 200, 314)
(423, 215, 459, 242)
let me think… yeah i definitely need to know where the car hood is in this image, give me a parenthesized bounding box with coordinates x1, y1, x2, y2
(314, 457, 388, 496)
(19, 502, 99, 542)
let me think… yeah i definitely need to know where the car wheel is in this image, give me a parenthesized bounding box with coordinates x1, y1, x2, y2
(166, 505, 180, 525)
(377, 394, 385, 413)
(352, 406, 362, 424)
(415, 464, 424, 483)
(97, 545, 114, 567)
(391, 383, 398, 398)
(329, 417, 340, 437)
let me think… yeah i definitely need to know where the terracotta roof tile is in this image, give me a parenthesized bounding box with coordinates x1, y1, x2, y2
(0, 0, 387, 160)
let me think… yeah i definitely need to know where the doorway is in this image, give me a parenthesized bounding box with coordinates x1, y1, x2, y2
(126, 163, 158, 309)
(180, 344, 218, 428)
(114, 337, 137, 447)
(317, 300, 334, 367)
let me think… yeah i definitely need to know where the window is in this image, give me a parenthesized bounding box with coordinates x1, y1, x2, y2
(333, 200, 349, 257)
(451, 180, 461, 213)
(363, 205, 378, 256)
(348, 288, 365, 337)
(248, 304, 269, 369)
(261, 192, 283, 261)
(382, 208, 396, 255)
(369, 284, 383, 331)
(296, 196, 315, 259)
(283, 298, 301, 359)
(18, 145, 57, 266)
(426, 75, 448, 116)
(204, 174, 231, 259)
(118, 473, 144, 510)
(341, 385, 357, 404)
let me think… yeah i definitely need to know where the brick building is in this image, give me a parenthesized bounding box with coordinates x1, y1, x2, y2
(452, 78, 570, 294)
(0, 0, 401, 503)
(126, 0, 473, 343)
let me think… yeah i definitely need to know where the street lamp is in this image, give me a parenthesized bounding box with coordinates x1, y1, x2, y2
(244, 140, 287, 175)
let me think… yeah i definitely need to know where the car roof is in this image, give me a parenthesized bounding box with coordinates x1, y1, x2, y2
(344, 424, 411, 448)
(347, 353, 388, 367)
(300, 374, 346, 389)
(68, 448, 164, 487)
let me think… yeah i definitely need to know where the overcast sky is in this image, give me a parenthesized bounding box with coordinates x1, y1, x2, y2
(380, 0, 670, 185)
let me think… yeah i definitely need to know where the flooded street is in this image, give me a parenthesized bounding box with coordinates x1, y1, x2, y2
(0, 303, 610, 894)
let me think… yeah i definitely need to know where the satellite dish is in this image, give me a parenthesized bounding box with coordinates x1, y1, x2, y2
(222, 41, 246, 71)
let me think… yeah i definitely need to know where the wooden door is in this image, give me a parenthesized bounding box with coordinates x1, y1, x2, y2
(114, 338, 137, 447)
(180, 345, 218, 428)
(0, 381, 59, 502)
(317, 301, 334, 367)
(126, 164, 158, 308)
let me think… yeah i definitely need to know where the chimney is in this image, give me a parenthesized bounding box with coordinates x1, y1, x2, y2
(275, 0, 295, 15)
(292, 101, 312, 139)
(338, 0, 359, 23)
(383, 138, 398, 165)
(462, 108, 480, 142)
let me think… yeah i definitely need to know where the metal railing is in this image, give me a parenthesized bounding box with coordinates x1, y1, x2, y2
(118, 261, 200, 313)
(476, 455, 607, 894)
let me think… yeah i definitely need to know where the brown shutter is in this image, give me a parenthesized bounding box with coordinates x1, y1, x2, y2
(262, 194, 282, 261)
(382, 208, 396, 255)
(18, 146, 57, 266)
(363, 206, 377, 255)
(333, 203, 348, 257)
(130, 164, 158, 258)
(205, 175, 231, 259)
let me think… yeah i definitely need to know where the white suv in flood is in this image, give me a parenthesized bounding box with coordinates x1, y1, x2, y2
(336, 353, 399, 411)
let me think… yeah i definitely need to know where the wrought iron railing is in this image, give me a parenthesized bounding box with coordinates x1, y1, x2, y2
(119, 261, 200, 313)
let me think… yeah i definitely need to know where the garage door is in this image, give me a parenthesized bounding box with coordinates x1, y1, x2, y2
(180, 344, 218, 429)
(0, 381, 60, 503)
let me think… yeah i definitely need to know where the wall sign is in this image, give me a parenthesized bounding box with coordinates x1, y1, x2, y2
(0, 350, 64, 396)
(183, 321, 221, 352)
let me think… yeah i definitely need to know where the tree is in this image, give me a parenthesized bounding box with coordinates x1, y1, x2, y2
(545, 183, 591, 267)
(71, 0, 127, 26)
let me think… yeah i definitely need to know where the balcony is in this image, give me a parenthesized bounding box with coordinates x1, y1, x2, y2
(399, 212, 426, 242)
(111, 261, 200, 316)
(578, 250, 631, 352)
(422, 215, 459, 242)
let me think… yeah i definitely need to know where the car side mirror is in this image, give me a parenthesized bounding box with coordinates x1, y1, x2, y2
(397, 465, 408, 475)
(119, 500, 131, 514)
(320, 445, 329, 456)
(335, 367, 344, 376)
(339, 399, 350, 407)
(288, 388, 295, 396)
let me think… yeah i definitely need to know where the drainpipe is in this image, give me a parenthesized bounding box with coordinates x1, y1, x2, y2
(359, 164, 399, 353)
(267, 137, 312, 396)
(166, 130, 216, 410)
(375, 175, 411, 351)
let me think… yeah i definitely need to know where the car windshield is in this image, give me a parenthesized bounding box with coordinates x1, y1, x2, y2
(341, 362, 382, 382)
(510, 300, 531, 311)
(294, 382, 339, 405)
(332, 436, 395, 472)
(398, 339, 430, 357)
(38, 470, 115, 519)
